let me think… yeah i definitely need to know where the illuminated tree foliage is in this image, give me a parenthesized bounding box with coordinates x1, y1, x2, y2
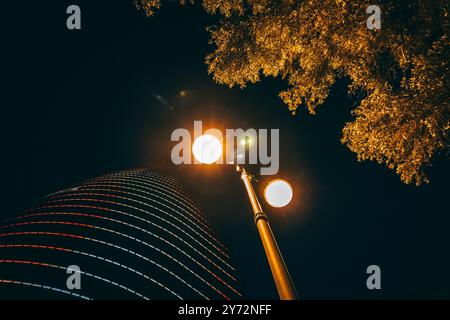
(134, 0, 449, 185)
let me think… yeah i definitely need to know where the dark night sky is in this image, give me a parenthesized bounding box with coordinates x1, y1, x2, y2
(2, 1, 449, 299)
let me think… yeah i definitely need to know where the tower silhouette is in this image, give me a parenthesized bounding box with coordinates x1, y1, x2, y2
(0, 169, 241, 300)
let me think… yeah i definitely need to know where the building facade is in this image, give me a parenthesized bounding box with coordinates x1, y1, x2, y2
(0, 169, 241, 300)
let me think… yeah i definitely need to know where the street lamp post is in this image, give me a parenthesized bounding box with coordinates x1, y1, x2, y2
(237, 165, 298, 300)
(191, 134, 298, 299)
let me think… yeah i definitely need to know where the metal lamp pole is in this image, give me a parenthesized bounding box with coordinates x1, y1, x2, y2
(237, 165, 298, 300)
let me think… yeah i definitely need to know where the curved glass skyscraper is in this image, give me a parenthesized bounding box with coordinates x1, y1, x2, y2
(0, 169, 241, 300)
